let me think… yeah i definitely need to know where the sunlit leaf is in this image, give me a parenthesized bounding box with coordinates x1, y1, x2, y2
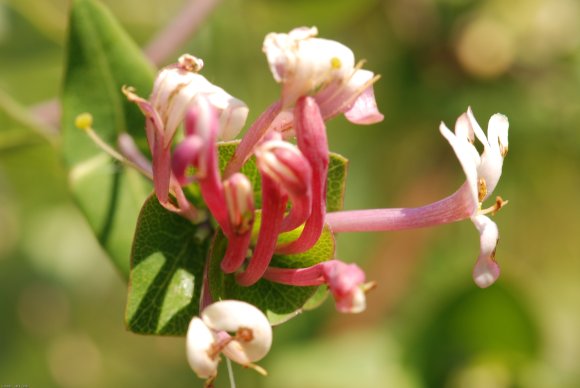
(61, 0, 155, 278)
(125, 195, 209, 335)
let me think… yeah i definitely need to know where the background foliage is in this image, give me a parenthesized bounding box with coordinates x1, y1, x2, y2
(1, 0, 579, 387)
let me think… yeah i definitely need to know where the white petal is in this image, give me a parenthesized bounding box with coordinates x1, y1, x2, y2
(467, 106, 490, 148)
(201, 300, 272, 363)
(439, 122, 479, 208)
(345, 287, 366, 314)
(263, 27, 355, 107)
(343, 84, 383, 124)
(150, 67, 248, 144)
(471, 215, 501, 288)
(186, 317, 219, 379)
(487, 113, 509, 157)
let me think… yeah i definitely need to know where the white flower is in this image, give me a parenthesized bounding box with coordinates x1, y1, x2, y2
(150, 54, 249, 143)
(185, 300, 272, 381)
(263, 27, 383, 125)
(202, 300, 272, 365)
(439, 107, 509, 288)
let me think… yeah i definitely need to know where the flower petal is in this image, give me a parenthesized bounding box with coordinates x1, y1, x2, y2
(186, 317, 219, 379)
(321, 260, 367, 314)
(263, 26, 355, 107)
(201, 301, 272, 364)
(150, 62, 248, 144)
(471, 214, 501, 288)
(439, 121, 479, 209)
(343, 82, 384, 125)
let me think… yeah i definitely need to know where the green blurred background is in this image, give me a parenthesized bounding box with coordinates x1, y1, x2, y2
(1, 0, 579, 387)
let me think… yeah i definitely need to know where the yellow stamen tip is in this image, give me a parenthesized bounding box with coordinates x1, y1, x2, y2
(75, 113, 93, 130)
(330, 57, 342, 69)
(245, 362, 268, 376)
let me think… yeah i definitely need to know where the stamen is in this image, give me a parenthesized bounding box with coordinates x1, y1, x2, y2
(75, 113, 153, 179)
(361, 281, 377, 294)
(478, 177, 487, 202)
(207, 335, 234, 359)
(244, 363, 268, 376)
(332, 73, 381, 119)
(330, 57, 342, 69)
(204, 375, 216, 388)
(499, 139, 508, 157)
(315, 59, 368, 107)
(235, 327, 254, 343)
(479, 196, 509, 216)
(178, 53, 204, 72)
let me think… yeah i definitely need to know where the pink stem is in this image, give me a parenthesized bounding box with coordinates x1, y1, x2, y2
(236, 175, 287, 286)
(325, 183, 475, 233)
(200, 255, 214, 312)
(224, 101, 282, 178)
(152, 140, 172, 206)
(276, 97, 328, 254)
(144, 0, 223, 66)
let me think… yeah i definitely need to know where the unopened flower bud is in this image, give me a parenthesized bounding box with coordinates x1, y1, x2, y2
(224, 173, 255, 234)
(321, 260, 367, 314)
(255, 140, 312, 196)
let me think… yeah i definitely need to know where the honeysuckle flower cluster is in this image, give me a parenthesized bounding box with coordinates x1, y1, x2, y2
(80, 26, 509, 383)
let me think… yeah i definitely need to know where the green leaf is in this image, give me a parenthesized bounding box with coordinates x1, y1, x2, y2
(217, 141, 349, 212)
(326, 152, 348, 212)
(208, 217, 336, 326)
(125, 195, 209, 335)
(61, 0, 156, 278)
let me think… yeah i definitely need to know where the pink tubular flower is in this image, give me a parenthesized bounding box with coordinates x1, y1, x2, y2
(326, 108, 509, 288)
(276, 96, 328, 255)
(263, 260, 369, 313)
(254, 139, 313, 232)
(235, 173, 288, 286)
(123, 54, 248, 216)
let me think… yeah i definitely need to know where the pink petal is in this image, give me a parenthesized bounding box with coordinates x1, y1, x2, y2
(343, 84, 384, 125)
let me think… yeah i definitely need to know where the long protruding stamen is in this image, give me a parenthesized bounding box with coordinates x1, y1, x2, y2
(76, 113, 198, 221)
(224, 101, 282, 178)
(479, 196, 508, 216)
(117, 133, 153, 179)
(236, 174, 287, 286)
(276, 97, 328, 254)
(326, 182, 475, 233)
